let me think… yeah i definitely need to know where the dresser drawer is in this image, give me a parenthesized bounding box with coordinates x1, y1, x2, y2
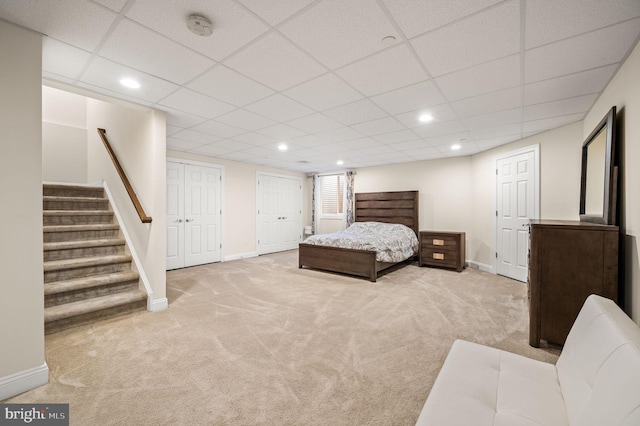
(419, 231, 465, 272)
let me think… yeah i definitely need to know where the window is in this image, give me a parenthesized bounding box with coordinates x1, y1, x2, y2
(320, 174, 345, 216)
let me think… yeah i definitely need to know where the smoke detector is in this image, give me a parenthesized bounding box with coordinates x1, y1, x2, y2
(187, 14, 213, 37)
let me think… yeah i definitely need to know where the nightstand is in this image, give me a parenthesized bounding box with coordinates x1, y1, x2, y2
(419, 231, 465, 272)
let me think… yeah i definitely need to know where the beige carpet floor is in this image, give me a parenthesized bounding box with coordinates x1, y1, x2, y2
(5, 250, 559, 425)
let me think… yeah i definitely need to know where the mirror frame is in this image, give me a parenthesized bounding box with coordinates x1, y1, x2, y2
(579, 106, 617, 225)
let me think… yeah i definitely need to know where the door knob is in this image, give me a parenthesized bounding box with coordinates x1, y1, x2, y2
(186, 219, 194, 222)
(175, 219, 183, 223)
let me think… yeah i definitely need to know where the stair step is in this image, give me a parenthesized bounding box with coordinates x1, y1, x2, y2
(43, 210, 114, 226)
(45, 270, 140, 307)
(43, 183, 104, 199)
(45, 290, 147, 334)
(44, 254, 132, 283)
(44, 224, 120, 242)
(43, 238, 126, 261)
(43, 196, 109, 211)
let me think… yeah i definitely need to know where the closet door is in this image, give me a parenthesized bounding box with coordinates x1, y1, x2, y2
(257, 173, 302, 255)
(184, 165, 221, 267)
(166, 162, 185, 270)
(166, 161, 222, 270)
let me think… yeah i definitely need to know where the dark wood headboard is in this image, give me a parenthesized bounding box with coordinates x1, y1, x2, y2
(354, 191, 419, 236)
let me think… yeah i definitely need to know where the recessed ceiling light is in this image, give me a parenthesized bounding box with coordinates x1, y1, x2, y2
(418, 113, 434, 123)
(278, 143, 288, 152)
(119, 78, 140, 89)
(336, 160, 344, 166)
(451, 144, 461, 151)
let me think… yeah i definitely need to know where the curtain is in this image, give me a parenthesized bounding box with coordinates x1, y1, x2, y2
(344, 171, 355, 227)
(312, 174, 319, 234)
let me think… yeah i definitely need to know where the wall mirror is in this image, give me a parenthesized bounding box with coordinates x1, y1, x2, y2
(579, 106, 617, 225)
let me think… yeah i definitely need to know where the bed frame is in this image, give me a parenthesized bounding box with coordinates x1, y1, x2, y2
(298, 190, 419, 282)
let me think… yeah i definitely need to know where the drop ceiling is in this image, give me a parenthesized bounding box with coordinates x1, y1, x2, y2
(1, 0, 639, 173)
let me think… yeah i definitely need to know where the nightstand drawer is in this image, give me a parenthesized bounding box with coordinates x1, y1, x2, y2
(419, 231, 465, 272)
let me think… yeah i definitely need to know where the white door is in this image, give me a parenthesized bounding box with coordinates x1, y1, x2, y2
(496, 149, 536, 282)
(166, 162, 185, 270)
(257, 174, 302, 255)
(185, 165, 221, 267)
(166, 161, 222, 270)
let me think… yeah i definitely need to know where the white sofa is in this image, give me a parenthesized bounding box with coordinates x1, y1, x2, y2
(415, 294, 640, 426)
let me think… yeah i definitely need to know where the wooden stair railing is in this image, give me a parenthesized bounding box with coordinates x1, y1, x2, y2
(97, 128, 152, 223)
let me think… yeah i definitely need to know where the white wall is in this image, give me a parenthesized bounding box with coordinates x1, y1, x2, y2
(0, 21, 47, 398)
(584, 40, 640, 323)
(86, 99, 167, 309)
(42, 86, 87, 182)
(167, 150, 309, 259)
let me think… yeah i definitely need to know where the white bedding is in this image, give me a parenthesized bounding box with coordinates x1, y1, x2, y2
(302, 221, 419, 263)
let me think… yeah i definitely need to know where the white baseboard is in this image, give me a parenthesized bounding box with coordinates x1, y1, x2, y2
(466, 260, 493, 273)
(224, 252, 258, 262)
(0, 363, 49, 401)
(149, 297, 168, 312)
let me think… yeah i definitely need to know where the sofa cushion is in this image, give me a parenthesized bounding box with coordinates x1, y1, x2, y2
(416, 339, 568, 426)
(557, 295, 640, 426)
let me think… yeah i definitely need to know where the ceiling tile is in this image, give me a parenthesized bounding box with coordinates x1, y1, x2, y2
(167, 125, 183, 136)
(171, 129, 221, 145)
(463, 107, 523, 131)
(523, 94, 597, 121)
(373, 129, 421, 144)
(351, 117, 406, 136)
(468, 123, 521, 140)
(43, 38, 91, 80)
(93, 0, 128, 12)
(245, 94, 314, 122)
(336, 45, 428, 96)
(236, 0, 315, 26)
(395, 103, 458, 128)
(284, 73, 363, 111)
(256, 124, 306, 140)
(522, 113, 584, 133)
(99, 19, 214, 84)
(75, 81, 154, 106)
(289, 135, 329, 148)
(218, 151, 260, 162)
(159, 89, 236, 119)
(0, 0, 117, 50)
(524, 65, 618, 105)
(388, 139, 432, 151)
(475, 134, 523, 149)
(435, 54, 520, 101)
(224, 32, 325, 91)
(340, 137, 383, 150)
(125, 0, 269, 61)
(279, 0, 400, 69)
(451, 87, 522, 118)
(316, 127, 364, 142)
(231, 132, 277, 146)
(525, 19, 640, 83)
(525, 0, 640, 49)
(187, 65, 275, 107)
(287, 114, 343, 133)
(215, 108, 277, 131)
(80, 57, 180, 103)
(412, 120, 467, 138)
(167, 137, 203, 151)
(189, 143, 234, 156)
(191, 120, 246, 139)
(324, 99, 388, 125)
(382, 0, 503, 38)
(424, 132, 471, 147)
(212, 139, 254, 151)
(371, 81, 445, 115)
(411, 0, 520, 76)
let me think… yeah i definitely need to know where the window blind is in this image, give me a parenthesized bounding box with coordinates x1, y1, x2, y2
(321, 174, 344, 215)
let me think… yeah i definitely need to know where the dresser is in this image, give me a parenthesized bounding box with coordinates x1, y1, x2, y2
(419, 231, 465, 272)
(528, 220, 618, 347)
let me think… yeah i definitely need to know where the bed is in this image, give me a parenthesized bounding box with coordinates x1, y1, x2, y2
(298, 190, 419, 282)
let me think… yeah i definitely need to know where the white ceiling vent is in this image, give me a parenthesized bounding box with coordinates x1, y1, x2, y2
(187, 15, 213, 37)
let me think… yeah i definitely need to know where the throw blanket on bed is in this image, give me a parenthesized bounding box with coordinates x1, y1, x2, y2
(302, 222, 419, 263)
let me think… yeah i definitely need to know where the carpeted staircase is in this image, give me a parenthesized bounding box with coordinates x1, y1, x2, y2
(43, 183, 147, 334)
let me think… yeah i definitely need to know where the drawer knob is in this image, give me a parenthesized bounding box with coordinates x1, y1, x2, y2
(433, 239, 445, 246)
(433, 253, 445, 260)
